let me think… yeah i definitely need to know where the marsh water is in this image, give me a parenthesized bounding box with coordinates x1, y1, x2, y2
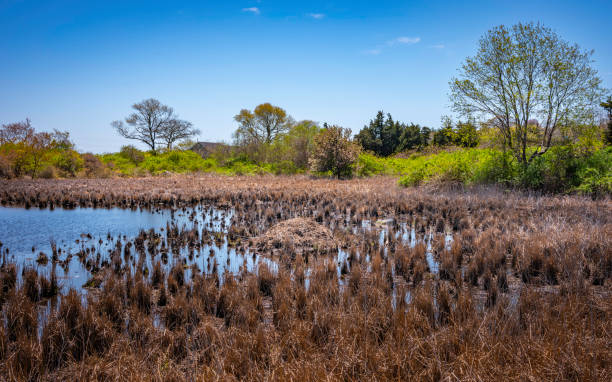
(0, 205, 267, 292)
(0, 205, 443, 296)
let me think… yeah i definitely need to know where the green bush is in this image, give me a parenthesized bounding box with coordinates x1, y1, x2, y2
(51, 150, 83, 176)
(396, 145, 610, 196)
(119, 145, 144, 164)
(515, 146, 611, 194)
(356, 153, 386, 177)
(397, 149, 502, 186)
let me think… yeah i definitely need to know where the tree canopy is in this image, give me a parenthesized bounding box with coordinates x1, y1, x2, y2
(355, 111, 431, 156)
(450, 22, 603, 164)
(233, 103, 292, 145)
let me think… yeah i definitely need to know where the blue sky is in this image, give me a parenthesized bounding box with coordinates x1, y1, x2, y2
(1, 0, 610, 153)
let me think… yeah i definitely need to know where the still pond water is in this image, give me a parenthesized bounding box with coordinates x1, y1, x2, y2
(0, 205, 269, 292)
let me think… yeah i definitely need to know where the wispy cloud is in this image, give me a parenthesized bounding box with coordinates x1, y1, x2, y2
(363, 49, 382, 55)
(387, 36, 421, 46)
(365, 36, 420, 55)
(431, 44, 445, 49)
(242, 7, 260, 15)
(308, 13, 325, 19)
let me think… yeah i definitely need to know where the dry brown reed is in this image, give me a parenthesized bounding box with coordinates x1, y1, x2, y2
(0, 175, 610, 380)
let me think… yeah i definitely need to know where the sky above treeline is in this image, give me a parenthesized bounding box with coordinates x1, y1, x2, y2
(1, 0, 610, 153)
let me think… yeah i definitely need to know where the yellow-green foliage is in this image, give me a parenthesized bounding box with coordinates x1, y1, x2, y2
(358, 149, 513, 182)
(385, 149, 513, 186)
(0, 142, 84, 178)
(393, 146, 611, 195)
(99, 150, 278, 176)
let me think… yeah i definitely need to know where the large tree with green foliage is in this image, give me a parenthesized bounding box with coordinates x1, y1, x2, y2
(273, 120, 320, 169)
(450, 22, 604, 165)
(234, 103, 292, 145)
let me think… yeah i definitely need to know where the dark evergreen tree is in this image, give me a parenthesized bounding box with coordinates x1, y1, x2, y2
(381, 113, 401, 156)
(420, 126, 432, 147)
(398, 123, 422, 151)
(355, 111, 385, 154)
(356, 111, 434, 155)
(433, 117, 455, 146)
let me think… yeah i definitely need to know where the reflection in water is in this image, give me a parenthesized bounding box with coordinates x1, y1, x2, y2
(0, 206, 445, 301)
(0, 206, 273, 292)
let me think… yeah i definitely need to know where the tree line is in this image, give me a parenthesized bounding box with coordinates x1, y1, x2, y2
(1, 22, 610, 184)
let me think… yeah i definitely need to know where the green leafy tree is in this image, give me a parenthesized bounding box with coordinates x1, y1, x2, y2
(234, 103, 291, 145)
(433, 117, 454, 147)
(454, 121, 479, 148)
(450, 22, 604, 165)
(233, 103, 293, 163)
(273, 120, 320, 169)
(310, 124, 360, 178)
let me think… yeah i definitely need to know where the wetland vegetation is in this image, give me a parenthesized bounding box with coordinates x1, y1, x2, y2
(0, 176, 610, 380)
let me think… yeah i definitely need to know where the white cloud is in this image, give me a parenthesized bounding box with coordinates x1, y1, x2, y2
(242, 7, 260, 15)
(308, 13, 325, 19)
(388, 36, 421, 46)
(431, 44, 445, 49)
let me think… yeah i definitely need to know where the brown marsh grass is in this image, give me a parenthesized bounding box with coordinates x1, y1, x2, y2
(0, 175, 610, 380)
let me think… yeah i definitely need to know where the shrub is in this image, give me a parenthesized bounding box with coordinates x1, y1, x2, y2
(119, 145, 144, 164)
(310, 125, 360, 178)
(39, 165, 58, 179)
(81, 153, 109, 177)
(355, 153, 386, 177)
(398, 149, 501, 186)
(0, 154, 13, 178)
(396, 146, 610, 196)
(52, 150, 83, 176)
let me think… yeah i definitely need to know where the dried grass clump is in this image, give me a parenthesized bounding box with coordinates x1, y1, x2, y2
(255, 217, 337, 255)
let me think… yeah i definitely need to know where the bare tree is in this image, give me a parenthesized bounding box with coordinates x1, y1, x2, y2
(111, 98, 175, 154)
(159, 119, 200, 150)
(450, 23, 604, 165)
(0, 118, 34, 144)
